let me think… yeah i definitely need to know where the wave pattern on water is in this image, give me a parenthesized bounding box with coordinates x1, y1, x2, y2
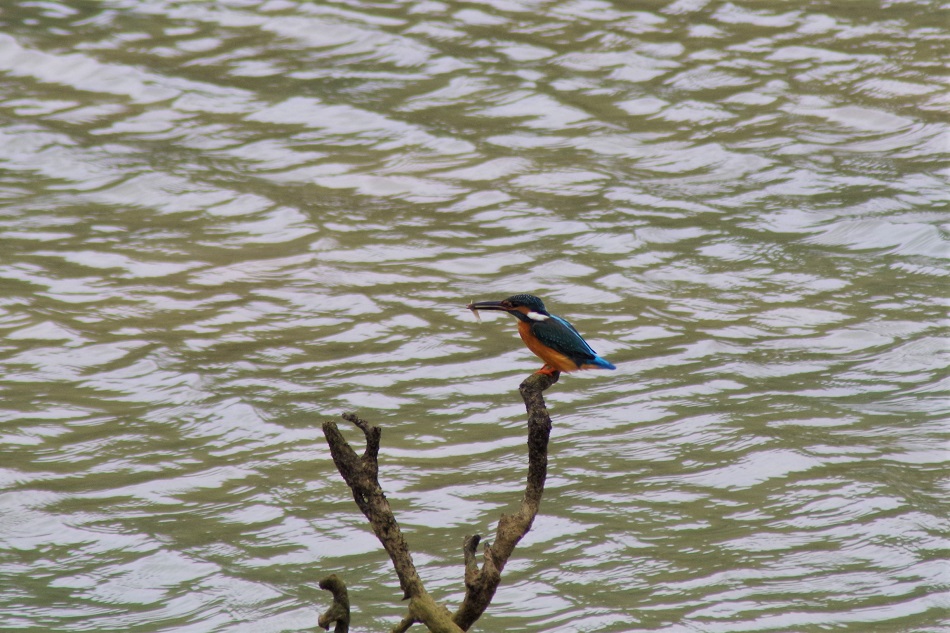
(0, 1, 947, 632)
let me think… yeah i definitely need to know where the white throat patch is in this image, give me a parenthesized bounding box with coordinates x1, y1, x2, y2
(526, 311, 549, 321)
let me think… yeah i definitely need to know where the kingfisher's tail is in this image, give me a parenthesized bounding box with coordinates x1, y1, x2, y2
(591, 356, 616, 370)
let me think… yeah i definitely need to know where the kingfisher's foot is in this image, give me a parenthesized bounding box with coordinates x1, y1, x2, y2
(535, 365, 558, 375)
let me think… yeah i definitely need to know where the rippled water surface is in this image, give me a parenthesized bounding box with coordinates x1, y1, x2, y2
(1, 1, 948, 631)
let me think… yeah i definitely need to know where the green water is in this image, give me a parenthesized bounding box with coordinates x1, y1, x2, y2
(0, 1, 947, 631)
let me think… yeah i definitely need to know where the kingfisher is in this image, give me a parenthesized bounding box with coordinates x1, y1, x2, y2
(467, 294, 616, 375)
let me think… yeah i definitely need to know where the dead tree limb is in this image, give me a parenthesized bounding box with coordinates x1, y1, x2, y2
(451, 370, 558, 630)
(322, 413, 424, 601)
(322, 413, 462, 633)
(317, 574, 350, 633)
(320, 371, 559, 632)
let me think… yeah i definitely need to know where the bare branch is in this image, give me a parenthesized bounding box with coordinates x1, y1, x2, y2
(322, 416, 423, 600)
(462, 534, 481, 589)
(317, 574, 350, 633)
(323, 415, 465, 633)
(341, 412, 381, 467)
(391, 614, 417, 633)
(322, 369, 559, 632)
(452, 370, 559, 630)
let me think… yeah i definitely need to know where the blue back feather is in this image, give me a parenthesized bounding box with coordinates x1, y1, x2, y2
(531, 314, 613, 368)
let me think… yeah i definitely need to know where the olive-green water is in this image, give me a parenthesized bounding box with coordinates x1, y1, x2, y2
(0, 1, 947, 632)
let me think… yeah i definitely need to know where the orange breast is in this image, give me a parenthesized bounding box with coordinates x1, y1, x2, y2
(517, 321, 579, 372)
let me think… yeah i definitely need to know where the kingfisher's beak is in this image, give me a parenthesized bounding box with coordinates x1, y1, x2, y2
(467, 300, 511, 312)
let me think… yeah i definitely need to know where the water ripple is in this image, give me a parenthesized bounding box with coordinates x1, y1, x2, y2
(0, 0, 946, 631)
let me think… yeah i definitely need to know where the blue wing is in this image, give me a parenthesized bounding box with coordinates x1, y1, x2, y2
(531, 315, 614, 368)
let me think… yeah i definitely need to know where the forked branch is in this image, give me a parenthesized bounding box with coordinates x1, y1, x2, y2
(320, 371, 559, 631)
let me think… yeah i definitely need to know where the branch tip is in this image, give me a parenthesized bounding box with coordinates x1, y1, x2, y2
(340, 412, 381, 460)
(341, 411, 371, 432)
(519, 370, 559, 394)
(317, 574, 350, 633)
(463, 534, 481, 553)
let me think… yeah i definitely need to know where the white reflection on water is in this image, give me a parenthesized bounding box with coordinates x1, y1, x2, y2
(0, 0, 947, 631)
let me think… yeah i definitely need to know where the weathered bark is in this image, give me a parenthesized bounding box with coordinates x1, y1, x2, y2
(452, 370, 558, 630)
(322, 414, 463, 633)
(320, 371, 558, 632)
(317, 574, 350, 633)
(322, 413, 423, 600)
